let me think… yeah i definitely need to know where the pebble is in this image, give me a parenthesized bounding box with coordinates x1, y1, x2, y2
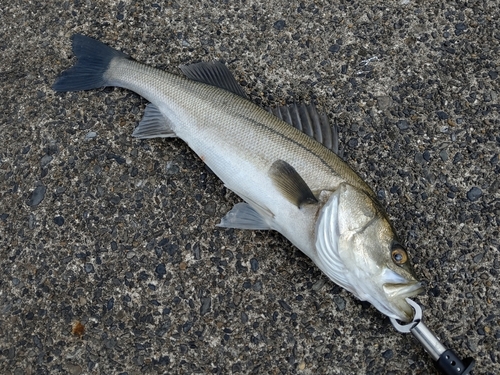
(54, 216, 64, 226)
(27, 185, 46, 207)
(200, 297, 211, 315)
(203, 200, 217, 215)
(376, 96, 392, 110)
(382, 349, 393, 360)
(473, 253, 484, 263)
(85, 131, 97, 140)
(250, 258, 259, 272)
(84, 263, 94, 273)
(329, 44, 340, 53)
(40, 155, 53, 167)
(436, 111, 449, 120)
(396, 120, 409, 130)
(155, 263, 167, 278)
(278, 300, 292, 312)
(466, 187, 482, 201)
(273, 20, 286, 31)
(333, 295, 346, 311)
(439, 149, 449, 161)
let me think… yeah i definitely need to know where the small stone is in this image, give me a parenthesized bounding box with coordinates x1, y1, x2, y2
(85, 131, 97, 140)
(203, 200, 217, 215)
(382, 349, 394, 360)
(312, 278, 326, 291)
(454, 23, 467, 36)
(250, 258, 259, 272)
(377, 96, 392, 110)
(328, 44, 340, 53)
(54, 216, 64, 226)
(488, 71, 498, 80)
(200, 296, 211, 315)
(273, 20, 286, 31)
(298, 361, 306, 370)
(473, 253, 484, 263)
(414, 152, 424, 164)
(396, 120, 409, 130)
(423, 150, 430, 161)
(348, 138, 358, 148)
(278, 300, 292, 312)
(240, 312, 248, 323)
(466, 187, 482, 201)
(27, 185, 46, 207)
(155, 263, 167, 278)
(333, 295, 346, 311)
(179, 261, 187, 270)
(439, 149, 449, 161)
(40, 155, 53, 167)
(66, 364, 83, 375)
(436, 111, 449, 120)
(84, 263, 94, 273)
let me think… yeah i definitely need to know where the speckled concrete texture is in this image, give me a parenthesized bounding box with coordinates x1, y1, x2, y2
(1, 1, 499, 374)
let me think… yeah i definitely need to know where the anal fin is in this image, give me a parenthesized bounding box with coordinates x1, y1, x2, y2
(132, 103, 177, 139)
(217, 202, 273, 230)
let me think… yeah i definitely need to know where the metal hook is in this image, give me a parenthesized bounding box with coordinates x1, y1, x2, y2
(390, 298, 475, 375)
(390, 298, 422, 333)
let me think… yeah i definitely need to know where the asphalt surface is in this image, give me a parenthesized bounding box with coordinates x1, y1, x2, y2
(1, 1, 499, 374)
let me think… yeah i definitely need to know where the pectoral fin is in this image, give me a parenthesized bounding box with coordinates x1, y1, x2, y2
(132, 103, 177, 139)
(269, 160, 318, 208)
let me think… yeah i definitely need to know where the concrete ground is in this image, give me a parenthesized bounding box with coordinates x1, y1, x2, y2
(1, 1, 499, 374)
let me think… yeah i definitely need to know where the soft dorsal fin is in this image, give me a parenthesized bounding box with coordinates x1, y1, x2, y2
(179, 61, 248, 99)
(268, 160, 318, 208)
(269, 103, 339, 154)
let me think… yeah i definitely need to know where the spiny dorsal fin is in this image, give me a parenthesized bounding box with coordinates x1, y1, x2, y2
(269, 160, 318, 208)
(179, 61, 248, 99)
(269, 103, 339, 155)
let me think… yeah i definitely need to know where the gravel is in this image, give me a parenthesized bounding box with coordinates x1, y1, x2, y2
(1, 1, 499, 374)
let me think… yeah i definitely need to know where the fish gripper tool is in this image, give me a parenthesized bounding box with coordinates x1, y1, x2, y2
(390, 298, 475, 375)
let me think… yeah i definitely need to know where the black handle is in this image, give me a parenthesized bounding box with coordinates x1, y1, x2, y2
(437, 349, 475, 375)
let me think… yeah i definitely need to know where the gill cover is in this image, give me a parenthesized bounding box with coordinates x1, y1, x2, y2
(315, 183, 419, 320)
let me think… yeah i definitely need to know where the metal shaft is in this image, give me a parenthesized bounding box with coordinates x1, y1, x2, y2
(410, 320, 446, 361)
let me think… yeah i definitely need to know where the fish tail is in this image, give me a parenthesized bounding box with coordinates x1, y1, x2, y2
(52, 34, 128, 92)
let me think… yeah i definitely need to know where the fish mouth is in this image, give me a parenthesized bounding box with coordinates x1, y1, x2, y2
(383, 281, 424, 299)
(383, 281, 425, 321)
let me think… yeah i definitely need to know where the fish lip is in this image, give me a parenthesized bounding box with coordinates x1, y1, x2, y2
(383, 281, 425, 299)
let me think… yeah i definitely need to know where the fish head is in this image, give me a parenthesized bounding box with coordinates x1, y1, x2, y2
(315, 183, 424, 322)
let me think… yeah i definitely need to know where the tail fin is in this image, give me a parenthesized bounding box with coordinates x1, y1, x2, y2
(52, 34, 128, 92)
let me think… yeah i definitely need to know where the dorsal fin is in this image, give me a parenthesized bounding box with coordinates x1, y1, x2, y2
(269, 103, 339, 154)
(179, 61, 248, 99)
(180, 62, 339, 154)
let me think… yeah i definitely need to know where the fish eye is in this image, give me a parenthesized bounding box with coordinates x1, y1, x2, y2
(391, 247, 408, 265)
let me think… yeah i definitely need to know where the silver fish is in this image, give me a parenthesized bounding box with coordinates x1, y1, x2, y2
(53, 34, 423, 321)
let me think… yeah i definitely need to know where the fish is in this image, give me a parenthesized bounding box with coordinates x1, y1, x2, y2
(53, 34, 423, 322)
